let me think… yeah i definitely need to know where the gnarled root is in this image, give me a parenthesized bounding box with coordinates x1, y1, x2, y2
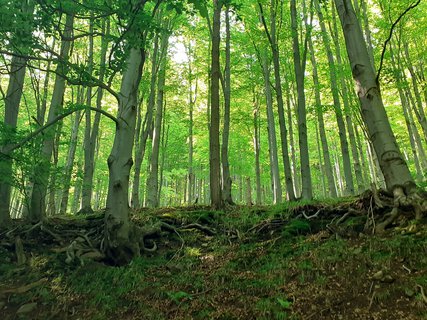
(375, 184, 426, 234)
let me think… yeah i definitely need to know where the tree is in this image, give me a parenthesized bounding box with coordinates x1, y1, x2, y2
(333, 0, 425, 231)
(209, 0, 222, 209)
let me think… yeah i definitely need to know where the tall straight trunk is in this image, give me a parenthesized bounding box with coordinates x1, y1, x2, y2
(0, 0, 35, 224)
(104, 47, 144, 265)
(315, 0, 354, 195)
(284, 80, 300, 197)
(47, 123, 62, 216)
(334, 0, 414, 192)
(260, 50, 282, 204)
(131, 33, 159, 208)
(221, 5, 234, 205)
(80, 16, 96, 214)
(0, 54, 28, 224)
(253, 94, 262, 205)
(60, 92, 82, 215)
(186, 42, 196, 205)
(146, 29, 169, 208)
(209, 0, 222, 209)
(260, 0, 295, 201)
(330, 10, 365, 193)
(29, 13, 74, 222)
(315, 122, 327, 197)
(290, 0, 312, 200)
(158, 121, 169, 204)
(308, 35, 337, 198)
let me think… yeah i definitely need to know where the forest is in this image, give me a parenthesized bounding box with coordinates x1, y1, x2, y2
(0, 0, 426, 319)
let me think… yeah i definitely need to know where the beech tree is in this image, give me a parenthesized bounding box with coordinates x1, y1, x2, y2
(333, 0, 426, 231)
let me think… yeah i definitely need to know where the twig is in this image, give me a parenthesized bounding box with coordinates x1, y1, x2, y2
(376, 0, 422, 82)
(302, 209, 321, 220)
(417, 285, 427, 304)
(180, 223, 216, 236)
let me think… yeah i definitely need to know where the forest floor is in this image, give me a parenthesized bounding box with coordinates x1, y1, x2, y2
(0, 194, 426, 319)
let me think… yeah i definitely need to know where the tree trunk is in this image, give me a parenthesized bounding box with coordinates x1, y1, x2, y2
(0, 0, 35, 224)
(131, 33, 159, 208)
(29, 13, 74, 222)
(290, 0, 312, 200)
(221, 5, 234, 205)
(209, 0, 222, 209)
(253, 94, 262, 205)
(80, 15, 96, 214)
(308, 35, 337, 198)
(260, 49, 282, 204)
(316, 0, 354, 195)
(104, 48, 144, 265)
(261, 0, 295, 201)
(333, 0, 414, 193)
(146, 29, 169, 208)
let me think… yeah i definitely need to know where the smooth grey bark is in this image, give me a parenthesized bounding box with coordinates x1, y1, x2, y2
(59, 108, 81, 215)
(315, 0, 354, 195)
(186, 41, 196, 205)
(80, 16, 95, 214)
(308, 36, 337, 198)
(260, 49, 282, 204)
(131, 33, 159, 208)
(146, 29, 169, 208)
(221, 5, 234, 205)
(253, 94, 262, 205)
(334, 0, 414, 192)
(290, 0, 312, 200)
(315, 122, 327, 197)
(330, 9, 365, 193)
(284, 79, 300, 197)
(259, 0, 295, 201)
(209, 0, 222, 209)
(29, 13, 74, 222)
(0, 0, 35, 224)
(104, 47, 144, 264)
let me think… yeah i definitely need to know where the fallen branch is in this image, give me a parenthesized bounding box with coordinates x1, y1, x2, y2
(0, 278, 47, 295)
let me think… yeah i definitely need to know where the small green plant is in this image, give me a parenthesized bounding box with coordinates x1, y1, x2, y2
(166, 290, 192, 304)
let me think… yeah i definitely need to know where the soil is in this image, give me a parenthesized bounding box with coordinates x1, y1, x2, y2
(0, 194, 426, 319)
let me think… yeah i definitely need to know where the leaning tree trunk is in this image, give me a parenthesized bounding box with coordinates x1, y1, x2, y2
(104, 48, 144, 265)
(334, 0, 425, 229)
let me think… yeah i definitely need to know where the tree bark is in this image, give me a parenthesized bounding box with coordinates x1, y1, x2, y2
(0, 0, 35, 224)
(209, 0, 222, 209)
(146, 28, 169, 208)
(131, 33, 159, 208)
(333, 0, 414, 192)
(104, 47, 144, 265)
(221, 5, 234, 205)
(308, 35, 337, 198)
(316, 0, 355, 195)
(29, 13, 74, 222)
(260, 49, 282, 204)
